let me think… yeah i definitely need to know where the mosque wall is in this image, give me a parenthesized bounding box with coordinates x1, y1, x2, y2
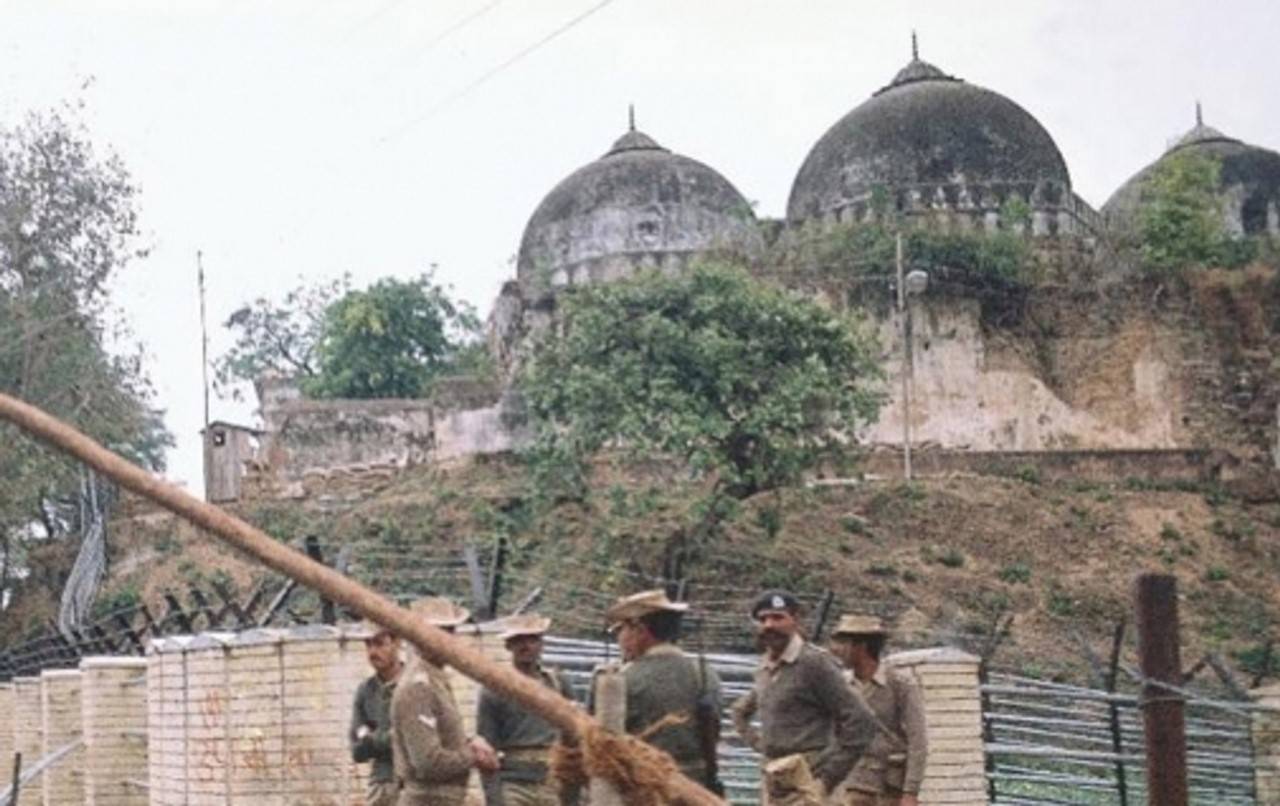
(862, 298, 1182, 452)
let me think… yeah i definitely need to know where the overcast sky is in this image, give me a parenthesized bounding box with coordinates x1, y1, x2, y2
(2, 0, 1277, 494)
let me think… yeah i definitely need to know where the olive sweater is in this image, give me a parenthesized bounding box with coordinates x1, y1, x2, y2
(731, 635, 876, 791)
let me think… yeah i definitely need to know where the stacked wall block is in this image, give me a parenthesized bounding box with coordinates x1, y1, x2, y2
(0, 683, 13, 786)
(40, 669, 84, 805)
(1254, 682, 1280, 804)
(12, 676, 44, 806)
(278, 625, 371, 805)
(886, 648, 987, 805)
(81, 656, 149, 805)
(185, 634, 233, 806)
(147, 637, 193, 806)
(224, 630, 284, 805)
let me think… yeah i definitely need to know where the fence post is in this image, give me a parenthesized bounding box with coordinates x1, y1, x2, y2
(1252, 683, 1280, 803)
(486, 536, 508, 619)
(1135, 573, 1188, 806)
(588, 670, 626, 806)
(1106, 620, 1129, 806)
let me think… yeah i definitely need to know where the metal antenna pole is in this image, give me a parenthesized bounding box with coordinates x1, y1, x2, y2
(198, 250, 212, 500)
(896, 233, 913, 481)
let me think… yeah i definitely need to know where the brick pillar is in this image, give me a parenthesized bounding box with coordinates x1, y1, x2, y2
(1253, 683, 1280, 804)
(81, 656, 149, 805)
(40, 669, 84, 806)
(885, 648, 987, 805)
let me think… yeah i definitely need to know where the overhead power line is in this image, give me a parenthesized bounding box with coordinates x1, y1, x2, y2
(379, 0, 622, 144)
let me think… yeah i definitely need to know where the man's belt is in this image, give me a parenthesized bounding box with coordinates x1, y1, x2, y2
(498, 746, 553, 783)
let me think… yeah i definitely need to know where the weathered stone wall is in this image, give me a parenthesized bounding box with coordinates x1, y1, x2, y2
(864, 297, 1181, 452)
(242, 377, 520, 502)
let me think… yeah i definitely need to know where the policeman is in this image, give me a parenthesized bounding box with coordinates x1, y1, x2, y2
(350, 621, 405, 806)
(390, 597, 500, 806)
(601, 589, 724, 792)
(829, 616, 927, 806)
(731, 591, 876, 804)
(476, 614, 576, 806)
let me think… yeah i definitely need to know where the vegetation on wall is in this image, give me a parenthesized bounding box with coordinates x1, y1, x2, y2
(518, 262, 883, 544)
(1136, 150, 1257, 273)
(779, 220, 1036, 326)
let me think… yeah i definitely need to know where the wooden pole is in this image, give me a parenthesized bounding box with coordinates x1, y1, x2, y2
(590, 670, 627, 806)
(1135, 573, 1188, 806)
(0, 392, 723, 806)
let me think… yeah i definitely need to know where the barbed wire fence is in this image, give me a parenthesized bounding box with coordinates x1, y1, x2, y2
(1, 533, 1276, 804)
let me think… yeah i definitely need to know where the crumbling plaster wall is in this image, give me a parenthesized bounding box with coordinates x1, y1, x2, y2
(862, 297, 1181, 451)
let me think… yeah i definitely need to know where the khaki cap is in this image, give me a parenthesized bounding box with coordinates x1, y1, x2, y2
(350, 620, 395, 640)
(409, 596, 471, 628)
(498, 614, 552, 641)
(605, 589, 689, 629)
(830, 614, 890, 638)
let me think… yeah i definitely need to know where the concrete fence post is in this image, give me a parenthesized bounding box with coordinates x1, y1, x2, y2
(885, 647, 987, 805)
(1252, 683, 1280, 804)
(11, 676, 42, 805)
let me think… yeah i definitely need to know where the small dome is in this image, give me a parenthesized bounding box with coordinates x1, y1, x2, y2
(787, 53, 1071, 223)
(1103, 107, 1280, 238)
(517, 125, 763, 290)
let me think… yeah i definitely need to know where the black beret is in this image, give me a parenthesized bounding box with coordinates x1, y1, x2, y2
(751, 590, 800, 619)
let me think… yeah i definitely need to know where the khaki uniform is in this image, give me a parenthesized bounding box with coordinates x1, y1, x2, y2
(732, 635, 876, 800)
(391, 657, 472, 806)
(351, 673, 400, 806)
(477, 665, 575, 806)
(843, 667, 927, 805)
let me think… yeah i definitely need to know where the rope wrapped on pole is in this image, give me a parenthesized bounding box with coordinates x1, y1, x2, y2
(0, 392, 725, 806)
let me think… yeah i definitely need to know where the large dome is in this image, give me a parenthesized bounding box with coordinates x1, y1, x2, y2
(787, 53, 1072, 224)
(517, 126, 763, 290)
(1103, 108, 1280, 237)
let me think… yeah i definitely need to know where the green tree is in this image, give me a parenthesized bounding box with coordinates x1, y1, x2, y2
(214, 275, 350, 401)
(519, 263, 883, 532)
(0, 105, 171, 621)
(303, 273, 481, 399)
(1138, 150, 1252, 271)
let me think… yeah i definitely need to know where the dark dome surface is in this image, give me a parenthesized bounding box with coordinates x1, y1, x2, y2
(787, 58, 1072, 222)
(1103, 115, 1280, 236)
(517, 128, 762, 286)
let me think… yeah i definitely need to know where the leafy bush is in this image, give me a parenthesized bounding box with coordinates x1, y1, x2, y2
(999, 563, 1032, 584)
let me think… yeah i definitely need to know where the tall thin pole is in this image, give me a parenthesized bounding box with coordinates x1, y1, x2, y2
(896, 233, 913, 481)
(198, 250, 211, 499)
(1135, 573, 1188, 806)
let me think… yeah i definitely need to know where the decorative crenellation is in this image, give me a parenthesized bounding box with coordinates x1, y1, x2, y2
(811, 179, 1102, 239)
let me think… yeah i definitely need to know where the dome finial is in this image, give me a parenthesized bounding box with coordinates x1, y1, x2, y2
(1195, 100, 1203, 127)
(628, 103, 636, 133)
(911, 30, 919, 61)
